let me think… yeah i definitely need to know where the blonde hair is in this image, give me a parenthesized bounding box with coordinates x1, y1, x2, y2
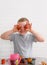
(18, 17, 29, 22)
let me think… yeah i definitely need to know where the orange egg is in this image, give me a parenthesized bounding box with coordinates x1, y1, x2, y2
(27, 58, 32, 63)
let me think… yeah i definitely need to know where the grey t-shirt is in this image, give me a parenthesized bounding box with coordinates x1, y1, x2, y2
(9, 32, 36, 58)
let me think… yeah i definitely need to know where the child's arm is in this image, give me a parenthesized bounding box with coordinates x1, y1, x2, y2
(30, 29, 44, 42)
(0, 25, 18, 40)
(0, 30, 14, 40)
(26, 23, 44, 42)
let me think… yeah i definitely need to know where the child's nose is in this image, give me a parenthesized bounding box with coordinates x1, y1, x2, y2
(21, 26, 24, 30)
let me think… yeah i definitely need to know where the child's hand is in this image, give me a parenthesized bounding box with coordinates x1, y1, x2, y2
(13, 25, 19, 32)
(25, 23, 32, 32)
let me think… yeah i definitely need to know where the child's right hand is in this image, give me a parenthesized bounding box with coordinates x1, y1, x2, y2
(13, 25, 19, 32)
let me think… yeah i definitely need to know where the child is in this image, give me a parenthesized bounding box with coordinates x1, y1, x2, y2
(0, 17, 44, 58)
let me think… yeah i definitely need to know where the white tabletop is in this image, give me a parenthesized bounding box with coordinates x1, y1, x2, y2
(35, 57, 47, 65)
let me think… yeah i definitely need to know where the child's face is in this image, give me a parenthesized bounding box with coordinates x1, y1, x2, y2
(17, 21, 29, 35)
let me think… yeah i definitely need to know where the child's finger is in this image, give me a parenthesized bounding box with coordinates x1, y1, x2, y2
(13, 25, 18, 32)
(14, 25, 17, 28)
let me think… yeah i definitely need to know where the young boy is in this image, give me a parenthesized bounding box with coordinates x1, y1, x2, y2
(0, 17, 44, 58)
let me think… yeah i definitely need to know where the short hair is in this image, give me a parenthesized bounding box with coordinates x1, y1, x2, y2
(17, 17, 29, 22)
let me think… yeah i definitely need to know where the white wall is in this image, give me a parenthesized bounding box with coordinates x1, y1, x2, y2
(0, 0, 47, 58)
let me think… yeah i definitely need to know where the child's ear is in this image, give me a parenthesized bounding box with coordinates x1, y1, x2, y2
(31, 23, 32, 25)
(28, 23, 32, 26)
(29, 23, 32, 25)
(29, 22, 32, 25)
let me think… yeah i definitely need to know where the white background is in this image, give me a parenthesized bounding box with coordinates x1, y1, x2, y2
(0, 0, 47, 58)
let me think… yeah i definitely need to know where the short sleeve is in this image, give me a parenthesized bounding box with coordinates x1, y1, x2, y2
(9, 33, 15, 41)
(31, 34, 36, 42)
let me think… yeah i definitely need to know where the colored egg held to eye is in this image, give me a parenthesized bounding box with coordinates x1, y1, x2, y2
(24, 23, 31, 30)
(17, 25, 21, 30)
